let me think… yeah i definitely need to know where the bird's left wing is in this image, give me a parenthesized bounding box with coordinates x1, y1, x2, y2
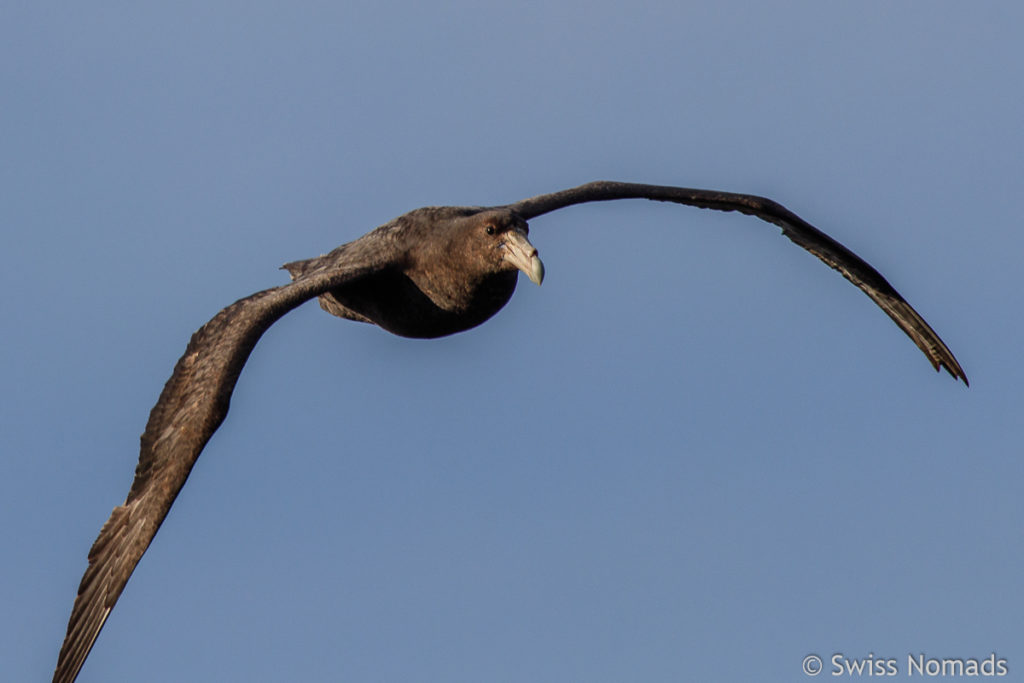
(506, 181, 967, 384)
(53, 260, 383, 683)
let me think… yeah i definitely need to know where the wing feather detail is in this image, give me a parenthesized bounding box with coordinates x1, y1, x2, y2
(53, 263, 381, 683)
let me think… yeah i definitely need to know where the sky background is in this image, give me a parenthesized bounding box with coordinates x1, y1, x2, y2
(3, 2, 1022, 682)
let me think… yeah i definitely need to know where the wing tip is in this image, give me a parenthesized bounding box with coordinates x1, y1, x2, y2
(930, 350, 968, 387)
(942, 362, 969, 387)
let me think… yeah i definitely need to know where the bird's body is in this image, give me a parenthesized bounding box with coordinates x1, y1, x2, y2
(52, 181, 966, 683)
(281, 207, 539, 338)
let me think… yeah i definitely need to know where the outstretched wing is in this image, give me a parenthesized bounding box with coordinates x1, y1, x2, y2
(506, 181, 967, 384)
(53, 261, 384, 683)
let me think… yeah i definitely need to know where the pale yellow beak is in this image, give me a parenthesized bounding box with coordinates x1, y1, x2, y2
(503, 229, 545, 286)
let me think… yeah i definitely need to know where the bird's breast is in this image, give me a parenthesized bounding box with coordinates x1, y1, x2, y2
(320, 269, 518, 339)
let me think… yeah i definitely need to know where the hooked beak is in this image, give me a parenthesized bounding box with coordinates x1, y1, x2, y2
(503, 228, 545, 286)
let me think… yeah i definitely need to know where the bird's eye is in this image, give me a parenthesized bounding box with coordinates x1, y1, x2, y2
(485, 225, 495, 235)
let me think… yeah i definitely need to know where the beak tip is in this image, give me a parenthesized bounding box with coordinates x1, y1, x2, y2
(529, 256, 545, 286)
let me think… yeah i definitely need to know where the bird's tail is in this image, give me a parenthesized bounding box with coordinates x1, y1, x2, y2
(280, 256, 325, 281)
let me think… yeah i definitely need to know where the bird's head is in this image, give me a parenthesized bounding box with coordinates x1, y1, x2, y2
(446, 208, 544, 286)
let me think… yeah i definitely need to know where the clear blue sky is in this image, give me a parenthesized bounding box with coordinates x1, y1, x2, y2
(3, 2, 1021, 681)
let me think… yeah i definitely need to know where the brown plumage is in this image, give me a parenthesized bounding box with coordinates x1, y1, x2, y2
(53, 181, 967, 683)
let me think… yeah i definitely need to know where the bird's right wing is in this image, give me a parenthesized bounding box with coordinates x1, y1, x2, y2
(53, 260, 383, 683)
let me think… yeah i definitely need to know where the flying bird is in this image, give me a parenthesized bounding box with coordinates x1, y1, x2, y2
(53, 181, 967, 683)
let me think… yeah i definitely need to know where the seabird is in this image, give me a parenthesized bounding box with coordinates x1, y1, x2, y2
(53, 181, 967, 683)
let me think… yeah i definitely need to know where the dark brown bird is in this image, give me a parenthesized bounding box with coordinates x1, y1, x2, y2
(53, 181, 967, 683)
